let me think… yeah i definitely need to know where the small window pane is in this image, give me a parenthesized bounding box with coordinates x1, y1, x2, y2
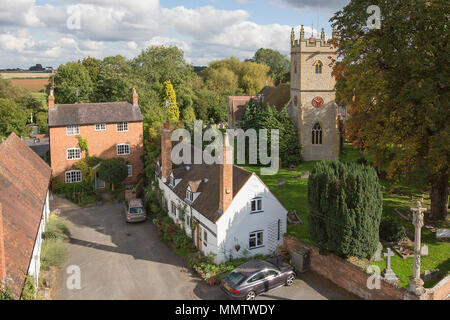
(117, 122, 128, 132)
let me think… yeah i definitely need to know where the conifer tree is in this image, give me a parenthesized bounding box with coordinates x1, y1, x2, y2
(160, 80, 180, 122)
(308, 160, 383, 259)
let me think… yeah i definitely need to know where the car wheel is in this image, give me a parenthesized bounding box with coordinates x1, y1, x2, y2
(245, 290, 256, 300)
(286, 273, 295, 286)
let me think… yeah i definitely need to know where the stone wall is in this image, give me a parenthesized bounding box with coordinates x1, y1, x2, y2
(284, 235, 406, 300)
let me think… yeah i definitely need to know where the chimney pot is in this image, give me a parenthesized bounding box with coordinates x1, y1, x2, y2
(161, 122, 172, 181)
(48, 89, 55, 109)
(132, 87, 138, 106)
(219, 133, 233, 213)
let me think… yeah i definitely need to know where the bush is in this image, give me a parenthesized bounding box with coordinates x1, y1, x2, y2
(45, 213, 71, 241)
(54, 181, 95, 204)
(308, 160, 383, 259)
(380, 218, 407, 243)
(40, 239, 67, 271)
(20, 275, 37, 300)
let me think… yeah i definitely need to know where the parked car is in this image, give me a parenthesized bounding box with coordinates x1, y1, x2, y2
(124, 198, 147, 223)
(220, 258, 296, 300)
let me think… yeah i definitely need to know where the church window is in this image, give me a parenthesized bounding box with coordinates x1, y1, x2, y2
(312, 123, 323, 145)
(314, 61, 323, 74)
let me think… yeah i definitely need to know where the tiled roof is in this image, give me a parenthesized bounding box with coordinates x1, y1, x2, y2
(0, 133, 51, 297)
(48, 101, 143, 127)
(159, 143, 253, 223)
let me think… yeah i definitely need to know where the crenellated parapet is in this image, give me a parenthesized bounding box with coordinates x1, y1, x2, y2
(291, 25, 334, 49)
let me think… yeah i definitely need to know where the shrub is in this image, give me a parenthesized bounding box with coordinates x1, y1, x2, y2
(98, 158, 128, 190)
(40, 239, 67, 271)
(0, 285, 14, 300)
(308, 160, 383, 259)
(45, 213, 70, 240)
(20, 275, 37, 300)
(380, 218, 407, 243)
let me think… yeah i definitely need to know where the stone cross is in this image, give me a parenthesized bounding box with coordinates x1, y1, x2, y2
(381, 247, 398, 283)
(407, 200, 427, 296)
(384, 248, 395, 270)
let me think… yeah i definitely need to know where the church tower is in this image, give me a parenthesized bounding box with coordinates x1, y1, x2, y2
(287, 25, 340, 161)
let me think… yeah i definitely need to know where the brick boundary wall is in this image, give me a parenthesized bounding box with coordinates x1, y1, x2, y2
(284, 235, 406, 300)
(425, 276, 450, 300)
(284, 235, 450, 300)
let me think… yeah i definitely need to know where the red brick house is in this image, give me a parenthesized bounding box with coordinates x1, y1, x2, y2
(48, 88, 144, 189)
(0, 133, 52, 298)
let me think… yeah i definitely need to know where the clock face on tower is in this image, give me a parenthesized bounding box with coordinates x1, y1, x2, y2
(312, 96, 324, 108)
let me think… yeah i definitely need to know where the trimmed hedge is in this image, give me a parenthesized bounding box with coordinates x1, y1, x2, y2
(308, 160, 383, 259)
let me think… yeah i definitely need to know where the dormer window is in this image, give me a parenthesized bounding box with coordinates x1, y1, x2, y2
(169, 173, 175, 187)
(186, 187, 194, 203)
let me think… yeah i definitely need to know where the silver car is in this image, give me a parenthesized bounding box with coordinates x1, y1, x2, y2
(124, 199, 147, 223)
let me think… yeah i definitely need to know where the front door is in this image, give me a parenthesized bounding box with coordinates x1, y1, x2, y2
(95, 171, 105, 189)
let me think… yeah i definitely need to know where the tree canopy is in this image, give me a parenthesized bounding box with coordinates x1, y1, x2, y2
(98, 158, 128, 190)
(331, 0, 449, 220)
(253, 48, 290, 84)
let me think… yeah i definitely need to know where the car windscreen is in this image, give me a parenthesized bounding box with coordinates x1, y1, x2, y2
(225, 271, 246, 286)
(129, 207, 143, 214)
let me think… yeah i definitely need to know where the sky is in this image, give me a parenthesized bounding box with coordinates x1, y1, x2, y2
(0, 0, 349, 69)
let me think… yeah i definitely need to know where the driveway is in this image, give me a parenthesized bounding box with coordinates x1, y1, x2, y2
(51, 197, 356, 300)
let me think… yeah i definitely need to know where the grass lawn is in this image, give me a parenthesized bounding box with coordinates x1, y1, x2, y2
(244, 145, 449, 288)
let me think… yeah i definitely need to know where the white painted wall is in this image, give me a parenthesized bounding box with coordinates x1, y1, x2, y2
(28, 190, 50, 288)
(216, 174, 287, 263)
(158, 173, 288, 264)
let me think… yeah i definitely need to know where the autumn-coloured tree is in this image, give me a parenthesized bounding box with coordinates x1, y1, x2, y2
(160, 79, 180, 122)
(331, 0, 449, 220)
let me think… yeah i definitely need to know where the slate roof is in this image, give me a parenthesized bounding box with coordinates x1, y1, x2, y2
(158, 143, 253, 223)
(48, 101, 143, 127)
(0, 133, 51, 297)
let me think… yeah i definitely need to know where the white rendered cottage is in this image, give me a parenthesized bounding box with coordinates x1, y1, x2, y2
(155, 123, 288, 264)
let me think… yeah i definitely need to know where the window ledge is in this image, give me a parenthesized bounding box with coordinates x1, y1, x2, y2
(249, 245, 265, 250)
(250, 210, 264, 214)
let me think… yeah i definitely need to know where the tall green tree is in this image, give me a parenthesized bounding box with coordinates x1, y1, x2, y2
(98, 158, 128, 191)
(0, 98, 30, 139)
(240, 99, 301, 166)
(253, 48, 290, 84)
(308, 161, 383, 259)
(52, 62, 93, 104)
(331, 0, 449, 220)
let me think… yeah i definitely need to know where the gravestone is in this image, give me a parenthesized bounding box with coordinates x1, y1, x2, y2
(436, 229, 450, 240)
(370, 242, 383, 261)
(420, 245, 428, 256)
(300, 171, 310, 179)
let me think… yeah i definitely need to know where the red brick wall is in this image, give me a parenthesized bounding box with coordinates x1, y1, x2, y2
(284, 235, 406, 300)
(0, 203, 5, 282)
(426, 276, 450, 300)
(50, 121, 144, 185)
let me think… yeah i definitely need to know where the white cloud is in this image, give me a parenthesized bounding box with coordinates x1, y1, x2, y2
(0, 1, 326, 68)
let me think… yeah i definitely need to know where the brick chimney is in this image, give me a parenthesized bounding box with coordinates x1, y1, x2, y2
(0, 203, 6, 283)
(48, 87, 55, 109)
(161, 121, 172, 182)
(132, 87, 138, 106)
(219, 133, 233, 214)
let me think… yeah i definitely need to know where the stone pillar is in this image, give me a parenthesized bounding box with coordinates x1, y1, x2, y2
(405, 201, 427, 299)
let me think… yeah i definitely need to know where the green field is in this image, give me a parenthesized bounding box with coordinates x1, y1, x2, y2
(245, 146, 449, 288)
